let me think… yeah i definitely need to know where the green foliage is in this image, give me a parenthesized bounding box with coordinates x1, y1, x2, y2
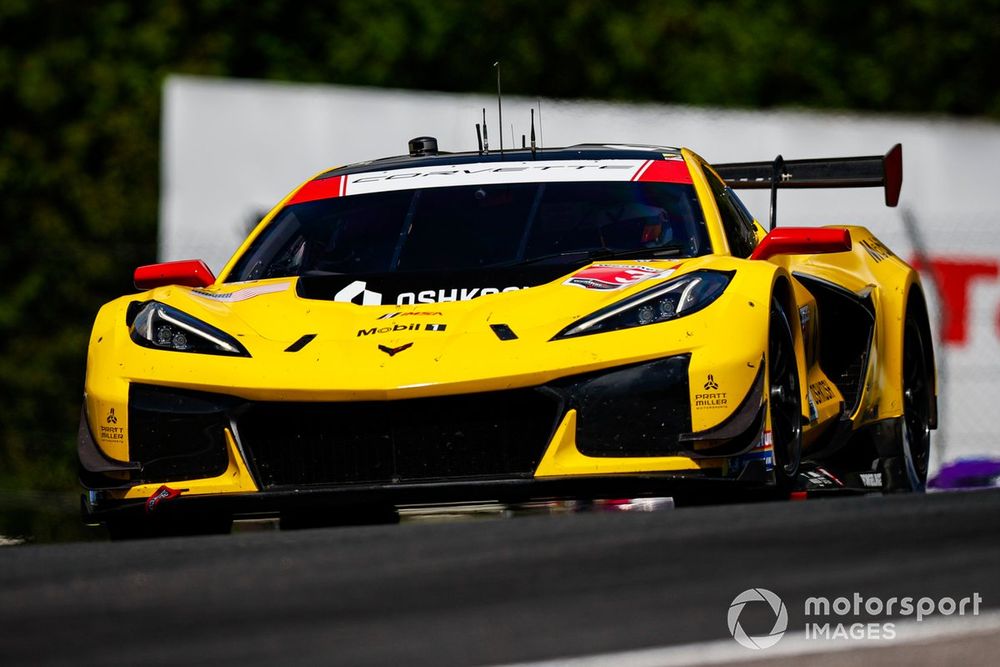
(1, 0, 999, 491)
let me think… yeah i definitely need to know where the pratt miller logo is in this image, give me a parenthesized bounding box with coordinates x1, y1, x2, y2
(695, 374, 727, 409)
(728, 588, 788, 650)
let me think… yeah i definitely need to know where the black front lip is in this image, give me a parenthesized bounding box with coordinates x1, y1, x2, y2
(83, 469, 775, 523)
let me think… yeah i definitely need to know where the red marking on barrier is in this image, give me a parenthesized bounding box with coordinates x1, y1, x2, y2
(911, 256, 999, 346)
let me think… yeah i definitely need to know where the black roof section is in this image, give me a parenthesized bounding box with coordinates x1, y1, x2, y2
(314, 143, 683, 180)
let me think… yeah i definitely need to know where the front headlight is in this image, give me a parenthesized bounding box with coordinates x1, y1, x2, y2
(129, 301, 250, 356)
(553, 270, 732, 339)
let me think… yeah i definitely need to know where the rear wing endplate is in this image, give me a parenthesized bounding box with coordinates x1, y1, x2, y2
(712, 144, 902, 230)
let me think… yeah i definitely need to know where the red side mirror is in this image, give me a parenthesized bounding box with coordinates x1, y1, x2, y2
(750, 228, 852, 261)
(134, 260, 216, 290)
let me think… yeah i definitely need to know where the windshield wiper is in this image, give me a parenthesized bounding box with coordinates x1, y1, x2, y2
(301, 269, 345, 277)
(495, 244, 689, 268)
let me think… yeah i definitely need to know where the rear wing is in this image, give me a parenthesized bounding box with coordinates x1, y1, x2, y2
(712, 144, 902, 230)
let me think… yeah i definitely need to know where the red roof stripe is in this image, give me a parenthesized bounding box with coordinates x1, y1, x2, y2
(636, 160, 693, 184)
(287, 175, 344, 205)
(630, 160, 652, 182)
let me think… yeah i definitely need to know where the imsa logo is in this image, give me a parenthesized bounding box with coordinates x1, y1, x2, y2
(376, 311, 443, 320)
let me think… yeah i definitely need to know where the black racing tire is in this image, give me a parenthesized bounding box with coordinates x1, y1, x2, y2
(279, 505, 400, 531)
(899, 309, 933, 492)
(768, 298, 802, 491)
(106, 513, 233, 541)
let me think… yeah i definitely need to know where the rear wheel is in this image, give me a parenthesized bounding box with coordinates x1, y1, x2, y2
(900, 314, 933, 491)
(879, 304, 934, 493)
(768, 299, 802, 490)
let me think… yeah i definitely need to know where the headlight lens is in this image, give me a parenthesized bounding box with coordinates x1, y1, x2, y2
(129, 301, 250, 356)
(553, 270, 732, 339)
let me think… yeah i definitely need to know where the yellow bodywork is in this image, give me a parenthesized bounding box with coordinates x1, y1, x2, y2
(82, 150, 926, 502)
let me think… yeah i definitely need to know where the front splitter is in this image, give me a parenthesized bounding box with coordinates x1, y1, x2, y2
(83, 472, 777, 524)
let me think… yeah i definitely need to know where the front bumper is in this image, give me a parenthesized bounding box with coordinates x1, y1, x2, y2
(80, 354, 771, 519)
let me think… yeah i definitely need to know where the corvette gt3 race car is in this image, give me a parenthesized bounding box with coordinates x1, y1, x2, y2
(79, 137, 935, 536)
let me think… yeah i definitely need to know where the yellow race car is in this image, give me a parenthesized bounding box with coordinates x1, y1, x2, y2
(79, 138, 934, 537)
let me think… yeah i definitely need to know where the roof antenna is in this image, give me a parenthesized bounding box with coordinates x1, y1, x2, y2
(475, 123, 484, 154)
(769, 155, 785, 231)
(536, 98, 543, 149)
(481, 108, 489, 153)
(530, 108, 536, 158)
(494, 61, 503, 153)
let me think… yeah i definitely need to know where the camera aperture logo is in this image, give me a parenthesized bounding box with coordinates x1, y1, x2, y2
(728, 588, 788, 649)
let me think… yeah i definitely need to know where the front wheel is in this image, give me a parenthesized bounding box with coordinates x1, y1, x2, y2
(768, 299, 802, 491)
(279, 505, 400, 530)
(106, 514, 232, 540)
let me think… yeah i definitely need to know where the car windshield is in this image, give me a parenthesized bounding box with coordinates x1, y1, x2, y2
(226, 181, 710, 282)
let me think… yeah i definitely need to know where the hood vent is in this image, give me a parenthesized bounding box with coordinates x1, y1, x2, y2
(285, 334, 317, 352)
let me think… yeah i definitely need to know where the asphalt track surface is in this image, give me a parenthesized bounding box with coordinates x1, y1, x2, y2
(1, 489, 999, 666)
